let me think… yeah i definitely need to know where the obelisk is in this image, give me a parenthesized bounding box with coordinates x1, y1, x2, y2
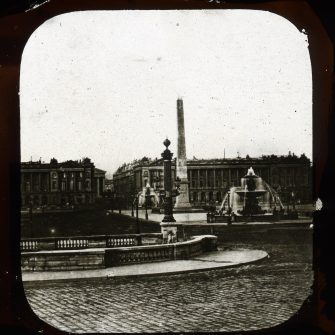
(175, 98, 192, 209)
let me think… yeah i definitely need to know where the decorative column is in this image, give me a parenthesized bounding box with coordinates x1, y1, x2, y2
(228, 169, 231, 186)
(97, 177, 100, 197)
(161, 138, 176, 223)
(160, 139, 183, 243)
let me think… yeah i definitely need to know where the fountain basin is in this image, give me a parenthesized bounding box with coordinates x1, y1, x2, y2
(208, 167, 289, 223)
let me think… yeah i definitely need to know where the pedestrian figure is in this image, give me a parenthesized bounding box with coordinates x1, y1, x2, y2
(167, 231, 173, 244)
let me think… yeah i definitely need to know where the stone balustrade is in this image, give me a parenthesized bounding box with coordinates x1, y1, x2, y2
(20, 233, 163, 252)
(21, 240, 39, 251)
(21, 235, 218, 272)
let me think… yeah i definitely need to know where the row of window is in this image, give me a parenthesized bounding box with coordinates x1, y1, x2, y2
(23, 180, 91, 192)
(22, 194, 91, 206)
(51, 171, 91, 179)
(191, 191, 223, 202)
(22, 171, 91, 182)
(134, 168, 270, 188)
(54, 180, 90, 191)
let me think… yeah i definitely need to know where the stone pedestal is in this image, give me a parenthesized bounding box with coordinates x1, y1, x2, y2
(160, 222, 184, 243)
(175, 179, 192, 210)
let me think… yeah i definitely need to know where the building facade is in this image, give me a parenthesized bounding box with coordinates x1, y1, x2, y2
(21, 158, 106, 209)
(112, 154, 312, 207)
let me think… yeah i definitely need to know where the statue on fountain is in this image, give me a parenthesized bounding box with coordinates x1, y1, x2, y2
(238, 167, 267, 217)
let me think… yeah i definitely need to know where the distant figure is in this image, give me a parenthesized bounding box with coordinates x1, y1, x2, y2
(167, 231, 173, 244)
(273, 206, 277, 215)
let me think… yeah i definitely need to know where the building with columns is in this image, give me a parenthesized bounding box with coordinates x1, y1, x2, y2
(21, 158, 106, 209)
(112, 153, 312, 207)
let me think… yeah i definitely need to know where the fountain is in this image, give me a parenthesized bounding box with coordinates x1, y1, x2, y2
(208, 167, 287, 223)
(137, 182, 160, 208)
(235, 167, 269, 217)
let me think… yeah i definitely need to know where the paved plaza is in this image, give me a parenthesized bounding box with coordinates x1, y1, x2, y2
(23, 223, 313, 333)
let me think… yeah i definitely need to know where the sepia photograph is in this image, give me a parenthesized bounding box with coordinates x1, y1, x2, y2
(18, 8, 315, 333)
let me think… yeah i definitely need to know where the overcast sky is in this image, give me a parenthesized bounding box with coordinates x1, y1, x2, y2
(20, 10, 312, 177)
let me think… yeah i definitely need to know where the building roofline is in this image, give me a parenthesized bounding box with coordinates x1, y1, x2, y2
(113, 154, 311, 175)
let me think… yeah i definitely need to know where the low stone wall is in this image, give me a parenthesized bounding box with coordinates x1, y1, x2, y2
(21, 249, 105, 272)
(105, 236, 213, 267)
(21, 235, 217, 272)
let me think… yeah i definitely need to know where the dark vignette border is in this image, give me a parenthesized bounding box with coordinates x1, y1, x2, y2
(0, 1, 334, 334)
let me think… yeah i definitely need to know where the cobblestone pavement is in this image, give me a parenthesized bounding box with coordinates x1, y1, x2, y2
(24, 226, 313, 333)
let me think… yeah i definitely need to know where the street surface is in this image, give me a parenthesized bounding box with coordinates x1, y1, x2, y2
(23, 223, 313, 333)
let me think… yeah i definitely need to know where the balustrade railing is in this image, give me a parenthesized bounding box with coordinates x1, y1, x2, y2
(21, 233, 162, 252)
(106, 236, 137, 248)
(20, 240, 38, 252)
(56, 238, 89, 249)
(105, 244, 175, 266)
(117, 247, 173, 264)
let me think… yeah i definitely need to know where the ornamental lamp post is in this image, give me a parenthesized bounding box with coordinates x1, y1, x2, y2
(135, 193, 142, 245)
(145, 184, 151, 220)
(117, 196, 121, 214)
(160, 138, 187, 243)
(131, 194, 134, 217)
(161, 138, 176, 223)
(29, 198, 33, 238)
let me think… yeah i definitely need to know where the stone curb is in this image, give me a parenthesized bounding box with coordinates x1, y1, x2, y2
(22, 249, 268, 285)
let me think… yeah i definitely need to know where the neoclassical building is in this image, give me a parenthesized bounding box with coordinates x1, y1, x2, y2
(21, 158, 106, 209)
(112, 153, 312, 207)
